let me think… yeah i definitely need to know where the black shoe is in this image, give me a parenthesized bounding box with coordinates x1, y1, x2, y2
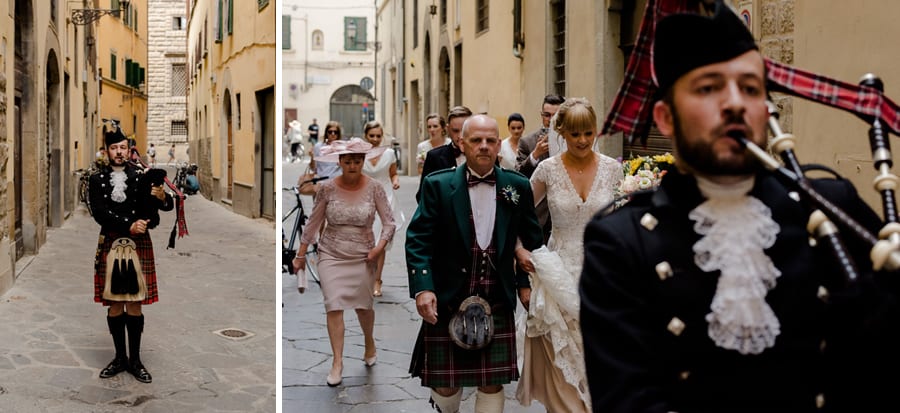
(99, 357, 128, 378)
(129, 361, 153, 383)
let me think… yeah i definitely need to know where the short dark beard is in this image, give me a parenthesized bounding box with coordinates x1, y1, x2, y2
(670, 104, 762, 176)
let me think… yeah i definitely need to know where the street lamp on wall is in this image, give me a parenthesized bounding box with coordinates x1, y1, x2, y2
(71, 0, 130, 25)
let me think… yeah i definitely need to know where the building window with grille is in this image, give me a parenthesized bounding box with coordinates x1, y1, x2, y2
(173, 16, 186, 30)
(440, 0, 447, 26)
(476, 0, 489, 33)
(551, 0, 566, 96)
(344, 17, 366, 51)
(171, 64, 187, 96)
(171, 120, 188, 136)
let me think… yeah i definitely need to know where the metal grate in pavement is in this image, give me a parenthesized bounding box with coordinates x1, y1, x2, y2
(212, 327, 255, 341)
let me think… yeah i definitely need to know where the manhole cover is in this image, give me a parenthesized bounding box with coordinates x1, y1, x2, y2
(212, 328, 255, 341)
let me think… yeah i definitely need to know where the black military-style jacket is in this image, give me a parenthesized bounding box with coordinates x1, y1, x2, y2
(88, 163, 173, 234)
(580, 170, 900, 413)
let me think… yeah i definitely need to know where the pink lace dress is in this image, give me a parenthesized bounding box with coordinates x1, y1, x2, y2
(300, 178, 395, 311)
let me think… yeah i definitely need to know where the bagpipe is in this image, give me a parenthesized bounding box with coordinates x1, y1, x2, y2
(739, 74, 900, 279)
(129, 146, 190, 249)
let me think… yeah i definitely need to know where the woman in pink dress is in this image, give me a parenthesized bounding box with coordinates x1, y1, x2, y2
(292, 138, 396, 387)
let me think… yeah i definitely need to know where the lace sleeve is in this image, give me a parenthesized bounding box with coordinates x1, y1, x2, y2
(372, 181, 396, 243)
(531, 159, 549, 206)
(299, 183, 331, 245)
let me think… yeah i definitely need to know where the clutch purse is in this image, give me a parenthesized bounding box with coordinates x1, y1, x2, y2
(297, 268, 308, 294)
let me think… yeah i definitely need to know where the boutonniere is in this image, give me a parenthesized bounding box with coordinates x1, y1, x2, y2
(499, 185, 520, 205)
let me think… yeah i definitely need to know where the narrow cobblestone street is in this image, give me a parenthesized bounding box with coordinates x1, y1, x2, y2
(0, 176, 276, 412)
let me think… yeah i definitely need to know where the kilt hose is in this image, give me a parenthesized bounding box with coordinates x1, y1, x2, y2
(411, 307, 518, 388)
(94, 231, 159, 305)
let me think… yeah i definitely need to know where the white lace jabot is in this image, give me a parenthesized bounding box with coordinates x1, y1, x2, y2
(690, 176, 781, 355)
(110, 171, 128, 203)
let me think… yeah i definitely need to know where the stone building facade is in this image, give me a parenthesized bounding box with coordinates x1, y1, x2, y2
(188, 0, 276, 219)
(0, 0, 101, 295)
(97, 0, 149, 151)
(147, 0, 189, 163)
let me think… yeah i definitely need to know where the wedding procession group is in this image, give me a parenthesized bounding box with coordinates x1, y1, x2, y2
(295, 2, 900, 412)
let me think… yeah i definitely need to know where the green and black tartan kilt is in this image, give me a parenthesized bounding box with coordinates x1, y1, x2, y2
(410, 307, 518, 388)
(93, 231, 159, 305)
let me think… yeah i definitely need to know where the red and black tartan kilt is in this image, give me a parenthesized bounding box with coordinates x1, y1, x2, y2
(93, 231, 159, 305)
(410, 306, 518, 388)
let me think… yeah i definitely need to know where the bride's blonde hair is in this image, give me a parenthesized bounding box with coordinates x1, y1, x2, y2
(553, 97, 597, 135)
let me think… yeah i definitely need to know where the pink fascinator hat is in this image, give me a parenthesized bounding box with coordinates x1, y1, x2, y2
(315, 137, 388, 162)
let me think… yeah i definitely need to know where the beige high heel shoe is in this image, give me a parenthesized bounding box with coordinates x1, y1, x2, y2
(373, 280, 383, 297)
(326, 364, 342, 387)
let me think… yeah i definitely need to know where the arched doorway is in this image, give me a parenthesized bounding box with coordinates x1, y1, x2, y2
(223, 89, 234, 200)
(423, 32, 432, 115)
(438, 47, 450, 121)
(14, 0, 34, 258)
(329, 85, 374, 138)
(47, 50, 62, 228)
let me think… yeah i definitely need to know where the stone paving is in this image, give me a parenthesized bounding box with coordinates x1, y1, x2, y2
(0, 180, 276, 412)
(281, 163, 547, 412)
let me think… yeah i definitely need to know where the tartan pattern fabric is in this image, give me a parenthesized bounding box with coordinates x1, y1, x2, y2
(94, 232, 159, 305)
(766, 59, 900, 135)
(601, 0, 695, 143)
(418, 308, 518, 388)
(414, 221, 518, 387)
(602, 0, 900, 144)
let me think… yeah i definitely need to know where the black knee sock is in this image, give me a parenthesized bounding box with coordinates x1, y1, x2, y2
(125, 314, 145, 364)
(107, 313, 127, 360)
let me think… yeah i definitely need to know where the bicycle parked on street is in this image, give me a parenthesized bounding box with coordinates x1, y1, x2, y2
(282, 177, 328, 286)
(73, 164, 101, 216)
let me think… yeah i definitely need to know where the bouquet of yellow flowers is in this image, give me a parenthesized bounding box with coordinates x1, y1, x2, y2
(618, 152, 675, 195)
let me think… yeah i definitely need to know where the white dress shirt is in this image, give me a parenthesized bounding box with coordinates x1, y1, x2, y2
(467, 168, 497, 249)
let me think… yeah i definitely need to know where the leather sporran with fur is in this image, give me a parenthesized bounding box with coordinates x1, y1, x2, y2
(448, 296, 494, 350)
(102, 237, 147, 302)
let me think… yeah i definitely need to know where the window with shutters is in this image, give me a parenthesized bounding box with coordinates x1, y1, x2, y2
(476, 0, 489, 33)
(110, 53, 117, 80)
(282, 15, 291, 49)
(344, 17, 366, 51)
(550, 0, 566, 96)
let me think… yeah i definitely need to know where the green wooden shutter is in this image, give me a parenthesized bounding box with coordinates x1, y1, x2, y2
(125, 58, 132, 85)
(110, 54, 117, 80)
(282, 15, 291, 49)
(227, 0, 233, 34)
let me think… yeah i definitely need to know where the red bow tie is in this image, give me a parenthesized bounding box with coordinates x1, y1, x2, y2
(467, 172, 496, 187)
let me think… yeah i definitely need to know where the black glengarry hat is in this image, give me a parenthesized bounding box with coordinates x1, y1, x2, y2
(104, 127, 128, 147)
(653, 1, 758, 94)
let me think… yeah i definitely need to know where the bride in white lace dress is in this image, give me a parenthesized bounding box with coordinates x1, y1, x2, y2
(517, 98, 622, 412)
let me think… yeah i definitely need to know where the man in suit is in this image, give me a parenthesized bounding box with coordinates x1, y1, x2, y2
(516, 94, 564, 178)
(580, 3, 900, 412)
(407, 114, 543, 413)
(416, 105, 472, 201)
(517, 94, 564, 243)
